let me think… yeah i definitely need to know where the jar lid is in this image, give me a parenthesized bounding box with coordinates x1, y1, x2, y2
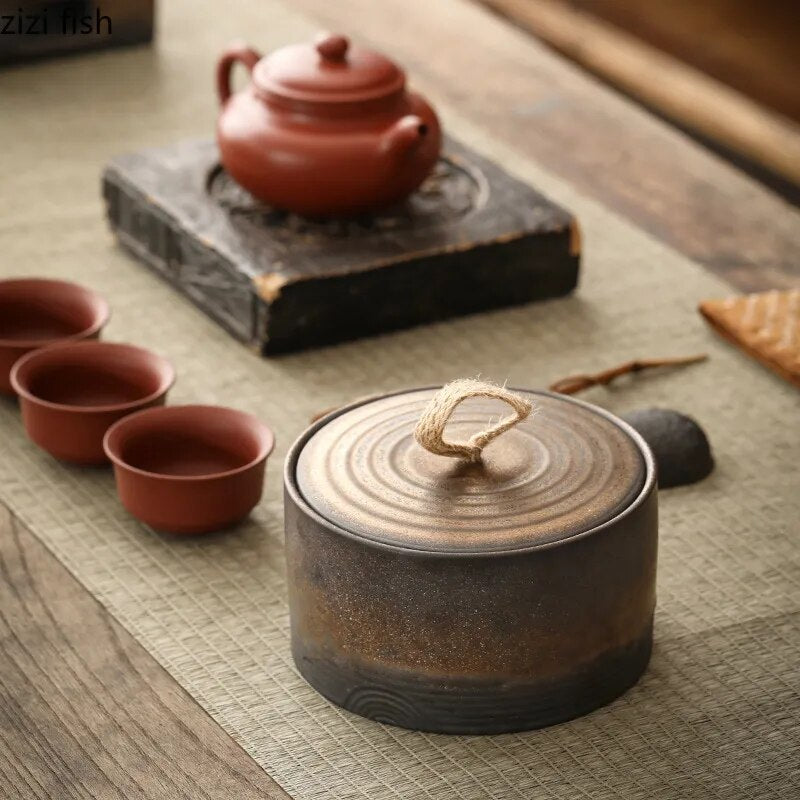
(295, 387, 647, 555)
(253, 33, 405, 104)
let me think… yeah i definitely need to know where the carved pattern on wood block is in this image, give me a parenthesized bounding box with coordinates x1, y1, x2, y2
(104, 138, 578, 354)
(176, 237, 256, 342)
(206, 154, 489, 243)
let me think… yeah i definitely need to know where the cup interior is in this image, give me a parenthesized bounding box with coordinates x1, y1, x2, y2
(107, 405, 274, 478)
(0, 279, 108, 345)
(13, 342, 174, 410)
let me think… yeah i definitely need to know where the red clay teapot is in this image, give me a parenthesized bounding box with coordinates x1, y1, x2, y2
(216, 33, 442, 217)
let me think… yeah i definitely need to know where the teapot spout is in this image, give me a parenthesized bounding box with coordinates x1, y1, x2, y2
(382, 115, 428, 161)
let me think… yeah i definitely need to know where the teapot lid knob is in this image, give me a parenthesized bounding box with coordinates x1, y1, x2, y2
(315, 33, 350, 62)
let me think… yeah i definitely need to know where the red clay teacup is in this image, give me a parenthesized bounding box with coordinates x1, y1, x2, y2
(104, 405, 275, 534)
(11, 341, 175, 464)
(0, 278, 110, 395)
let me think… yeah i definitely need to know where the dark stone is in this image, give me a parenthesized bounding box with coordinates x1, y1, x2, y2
(622, 408, 714, 488)
(102, 137, 579, 354)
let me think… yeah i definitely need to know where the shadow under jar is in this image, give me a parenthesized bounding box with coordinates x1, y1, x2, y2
(284, 386, 658, 734)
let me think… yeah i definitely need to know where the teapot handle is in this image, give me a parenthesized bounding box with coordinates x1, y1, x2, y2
(216, 43, 262, 105)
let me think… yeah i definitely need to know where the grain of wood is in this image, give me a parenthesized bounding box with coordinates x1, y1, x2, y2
(291, 0, 800, 291)
(1, 1, 799, 795)
(551, 0, 800, 124)
(479, 0, 800, 185)
(0, 504, 290, 800)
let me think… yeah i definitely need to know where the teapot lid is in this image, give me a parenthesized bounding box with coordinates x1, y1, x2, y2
(294, 387, 649, 555)
(253, 33, 406, 104)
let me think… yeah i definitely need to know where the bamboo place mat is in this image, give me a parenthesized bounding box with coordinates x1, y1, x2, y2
(1, 1, 799, 798)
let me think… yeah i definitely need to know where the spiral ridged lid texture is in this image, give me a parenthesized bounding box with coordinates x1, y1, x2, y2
(295, 388, 646, 554)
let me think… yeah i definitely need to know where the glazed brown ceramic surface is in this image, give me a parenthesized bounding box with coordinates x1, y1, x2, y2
(216, 32, 441, 216)
(0, 278, 109, 395)
(104, 405, 274, 535)
(11, 341, 174, 464)
(297, 391, 644, 553)
(285, 388, 658, 733)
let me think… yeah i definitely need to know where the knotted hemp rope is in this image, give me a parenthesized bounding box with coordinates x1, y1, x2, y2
(414, 379, 533, 462)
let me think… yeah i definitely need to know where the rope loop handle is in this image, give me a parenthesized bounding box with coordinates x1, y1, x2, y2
(414, 379, 533, 462)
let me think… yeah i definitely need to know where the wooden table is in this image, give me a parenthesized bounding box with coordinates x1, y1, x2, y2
(2, 0, 798, 796)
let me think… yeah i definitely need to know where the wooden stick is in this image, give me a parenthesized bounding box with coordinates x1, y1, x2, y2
(479, 0, 800, 184)
(549, 354, 708, 395)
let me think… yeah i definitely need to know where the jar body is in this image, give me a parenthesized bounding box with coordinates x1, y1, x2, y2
(284, 398, 658, 734)
(217, 89, 441, 217)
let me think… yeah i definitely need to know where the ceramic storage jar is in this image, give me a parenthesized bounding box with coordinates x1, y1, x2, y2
(284, 382, 657, 734)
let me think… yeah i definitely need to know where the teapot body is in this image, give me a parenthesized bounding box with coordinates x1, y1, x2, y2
(215, 37, 442, 217)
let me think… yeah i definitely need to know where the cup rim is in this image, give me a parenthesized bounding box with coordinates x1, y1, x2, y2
(10, 340, 175, 414)
(103, 403, 276, 482)
(0, 278, 111, 349)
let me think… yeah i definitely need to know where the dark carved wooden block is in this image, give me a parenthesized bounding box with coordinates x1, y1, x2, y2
(102, 138, 580, 354)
